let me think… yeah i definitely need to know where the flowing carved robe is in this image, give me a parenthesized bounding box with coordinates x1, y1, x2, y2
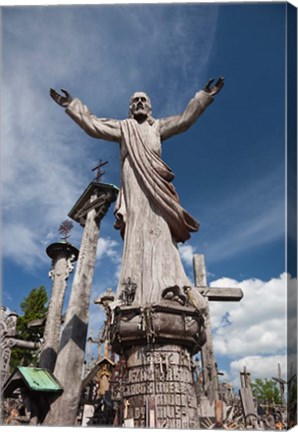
(66, 90, 213, 305)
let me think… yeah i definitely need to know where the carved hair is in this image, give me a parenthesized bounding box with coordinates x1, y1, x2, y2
(128, 92, 155, 125)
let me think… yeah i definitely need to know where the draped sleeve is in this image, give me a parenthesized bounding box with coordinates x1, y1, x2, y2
(65, 98, 121, 142)
(158, 90, 213, 141)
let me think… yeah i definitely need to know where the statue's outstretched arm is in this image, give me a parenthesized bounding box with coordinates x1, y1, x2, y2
(159, 77, 224, 142)
(49, 88, 121, 142)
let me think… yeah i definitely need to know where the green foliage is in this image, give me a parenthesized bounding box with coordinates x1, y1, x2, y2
(252, 378, 282, 405)
(10, 286, 48, 370)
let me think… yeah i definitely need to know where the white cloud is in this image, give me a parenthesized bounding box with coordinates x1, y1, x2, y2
(209, 274, 288, 357)
(201, 273, 297, 388)
(228, 355, 287, 388)
(203, 274, 293, 387)
(179, 243, 196, 267)
(96, 237, 121, 264)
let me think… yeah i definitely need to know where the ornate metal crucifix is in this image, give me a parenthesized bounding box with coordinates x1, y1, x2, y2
(58, 219, 74, 241)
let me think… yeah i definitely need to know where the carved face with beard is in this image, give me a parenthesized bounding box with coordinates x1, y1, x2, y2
(129, 92, 153, 123)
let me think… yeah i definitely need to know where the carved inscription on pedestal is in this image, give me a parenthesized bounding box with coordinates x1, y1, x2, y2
(123, 345, 198, 428)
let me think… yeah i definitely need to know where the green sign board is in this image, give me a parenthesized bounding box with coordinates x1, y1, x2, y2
(18, 367, 63, 392)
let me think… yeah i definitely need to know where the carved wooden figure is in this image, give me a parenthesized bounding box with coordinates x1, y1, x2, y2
(50, 79, 224, 308)
(48, 81, 226, 428)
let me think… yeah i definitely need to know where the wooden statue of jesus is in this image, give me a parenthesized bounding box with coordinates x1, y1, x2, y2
(50, 78, 224, 307)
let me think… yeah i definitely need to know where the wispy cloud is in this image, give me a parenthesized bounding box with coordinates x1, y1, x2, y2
(3, 223, 48, 268)
(199, 166, 285, 264)
(2, 5, 218, 271)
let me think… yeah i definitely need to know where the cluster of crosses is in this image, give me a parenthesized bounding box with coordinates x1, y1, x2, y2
(1, 162, 288, 428)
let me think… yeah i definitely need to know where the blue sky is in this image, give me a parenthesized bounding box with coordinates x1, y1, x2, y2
(1, 2, 292, 388)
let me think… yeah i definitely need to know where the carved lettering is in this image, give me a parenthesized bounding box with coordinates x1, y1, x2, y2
(181, 394, 187, 406)
(147, 382, 154, 394)
(176, 406, 182, 418)
(157, 406, 164, 418)
(182, 418, 190, 428)
(167, 406, 174, 418)
(123, 347, 198, 427)
(188, 395, 197, 408)
(168, 419, 175, 428)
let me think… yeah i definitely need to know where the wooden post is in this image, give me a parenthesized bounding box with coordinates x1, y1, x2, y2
(215, 399, 224, 428)
(192, 254, 243, 412)
(272, 363, 286, 406)
(193, 254, 207, 287)
(43, 182, 118, 426)
(39, 242, 78, 372)
(278, 363, 283, 401)
(277, 363, 285, 403)
(146, 397, 156, 428)
(193, 255, 218, 406)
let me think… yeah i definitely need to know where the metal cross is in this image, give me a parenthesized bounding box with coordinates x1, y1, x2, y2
(92, 159, 108, 182)
(58, 219, 74, 241)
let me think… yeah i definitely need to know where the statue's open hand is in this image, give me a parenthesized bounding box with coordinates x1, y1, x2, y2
(50, 88, 73, 107)
(203, 77, 224, 96)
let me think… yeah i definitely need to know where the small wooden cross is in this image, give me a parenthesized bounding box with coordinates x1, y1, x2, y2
(240, 366, 252, 388)
(239, 367, 257, 420)
(92, 159, 108, 182)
